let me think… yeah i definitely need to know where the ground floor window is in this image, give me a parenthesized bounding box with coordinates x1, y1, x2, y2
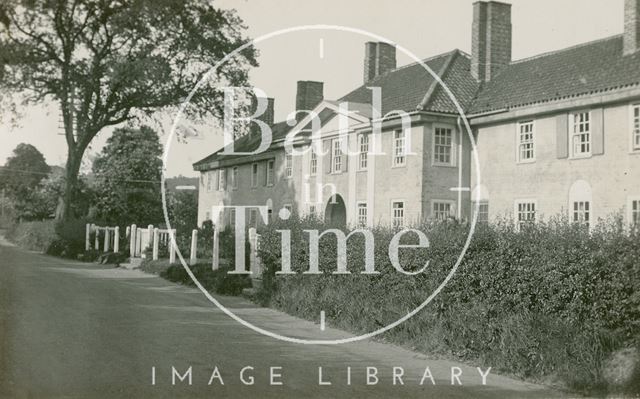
(357, 202, 367, 227)
(632, 200, 640, 226)
(572, 201, 590, 227)
(229, 209, 236, 229)
(392, 201, 405, 227)
(473, 201, 489, 224)
(308, 204, 317, 218)
(515, 200, 536, 230)
(249, 209, 258, 227)
(432, 201, 454, 221)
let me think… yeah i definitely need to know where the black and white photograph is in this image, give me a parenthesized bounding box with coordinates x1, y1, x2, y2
(0, 0, 639, 397)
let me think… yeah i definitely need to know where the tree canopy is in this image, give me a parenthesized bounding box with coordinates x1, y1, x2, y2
(0, 0, 258, 221)
(92, 124, 163, 226)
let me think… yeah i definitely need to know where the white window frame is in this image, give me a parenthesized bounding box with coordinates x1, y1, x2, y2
(266, 160, 275, 186)
(285, 152, 293, 179)
(514, 199, 537, 230)
(628, 196, 640, 227)
(431, 200, 456, 221)
(309, 149, 317, 176)
(218, 169, 226, 191)
(572, 200, 591, 227)
(516, 120, 536, 163)
(392, 130, 406, 167)
(432, 125, 455, 167)
(631, 104, 640, 152)
(473, 201, 489, 224)
(356, 202, 368, 227)
(331, 138, 342, 173)
(251, 163, 258, 188)
(570, 111, 592, 158)
(358, 134, 369, 171)
(231, 167, 239, 190)
(391, 200, 405, 228)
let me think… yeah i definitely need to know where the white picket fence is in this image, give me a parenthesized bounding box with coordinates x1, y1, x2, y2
(86, 223, 198, 265)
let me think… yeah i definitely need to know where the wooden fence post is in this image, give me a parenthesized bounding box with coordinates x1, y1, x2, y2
(169, 229, 176, 264)
(85, 223, 91, 251)
(114, 226, 120, 253)
(147, 225, 153, 252)
(152, 228, 159, 261)
(129, 224, 136, 257)
(94, 224, 99, 250)
(104, 228, 110, 252)
(190, 229, 198, 266)
(212, 224, 220, 271)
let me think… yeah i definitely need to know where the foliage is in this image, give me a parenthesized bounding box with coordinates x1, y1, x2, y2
(92, 125, 163, 226)
(0, 0, 258, 221)
(139, 259, 251, 296)
(256, 215, 640, 393)
(5, 220, 56, 252)
(167, 189, 198, 236)
(0, 143, 51, 220)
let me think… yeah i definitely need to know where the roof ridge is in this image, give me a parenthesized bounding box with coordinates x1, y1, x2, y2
(511, 34, 623, 65)
(418, 50, 459, 110)
(371, 49, 459, 79)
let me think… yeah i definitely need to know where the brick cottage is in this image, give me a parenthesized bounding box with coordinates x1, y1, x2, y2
(193, 0, 640, 230)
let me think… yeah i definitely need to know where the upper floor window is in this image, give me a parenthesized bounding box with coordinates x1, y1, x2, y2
(433, 126, 454, 166)
(573, 201, 590, 227)
(332, 139, 342, 173)
(515, 200, 536, 230)
(231, 167, 238, 189)
(571, 111, 591, 157)
(432, 201, 454, 221)
(218, 169, 226, 191)
(251, 163, 258, 188)
(285, 152, 293, 178)
(357, 202, 368, 227)
(392, 201, 405, 227)
(266, 160, 275, 186)
(309, 149, 317, 176)
(393, 130, 406, 166)
(358, 134, 369, 170)
(517, 121, 535, 162)
(633, 104, 640, 151)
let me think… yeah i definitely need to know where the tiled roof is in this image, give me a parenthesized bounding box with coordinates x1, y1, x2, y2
(469, 35, 640, 114)
(339, 50, 479, 115)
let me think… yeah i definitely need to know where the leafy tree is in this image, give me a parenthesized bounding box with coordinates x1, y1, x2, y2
(0, 0, 258, 222)
(0, 143, 50, 199)
(167, 189, 198, 233)
(92, 125, 163, 226)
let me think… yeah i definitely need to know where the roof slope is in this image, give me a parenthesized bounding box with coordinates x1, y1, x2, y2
(339, 50, 478, 115)
(470, 35, 640, 114)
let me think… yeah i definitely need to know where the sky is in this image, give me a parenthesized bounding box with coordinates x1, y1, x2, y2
(0, 0, 626, 177)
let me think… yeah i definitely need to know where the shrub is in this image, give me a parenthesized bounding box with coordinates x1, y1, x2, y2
(5, 220, 57, 252)
(255, 215, 640, 394)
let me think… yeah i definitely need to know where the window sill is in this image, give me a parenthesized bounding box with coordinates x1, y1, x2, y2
(432, 162, 456, 168)
(516, 159, 536, 165)
(569, 154, 592, 160)
(391, 164, 406, 169)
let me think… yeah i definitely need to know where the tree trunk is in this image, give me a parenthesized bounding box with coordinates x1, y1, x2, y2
(55, 148, 82, 223)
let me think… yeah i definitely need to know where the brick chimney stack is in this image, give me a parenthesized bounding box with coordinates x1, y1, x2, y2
(624, 0, 640, 55)
(363, 42, 397, 83)
(295, 80, 324, 113)
(471, 1, 512, 82)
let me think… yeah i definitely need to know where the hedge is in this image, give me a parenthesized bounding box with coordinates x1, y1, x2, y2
(255, 215, 640, 393)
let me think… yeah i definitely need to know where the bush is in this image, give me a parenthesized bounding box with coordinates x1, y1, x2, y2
(255, 215, 640, 394)
(5, 220, 57, 252)
(140, 258, 251, 296)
